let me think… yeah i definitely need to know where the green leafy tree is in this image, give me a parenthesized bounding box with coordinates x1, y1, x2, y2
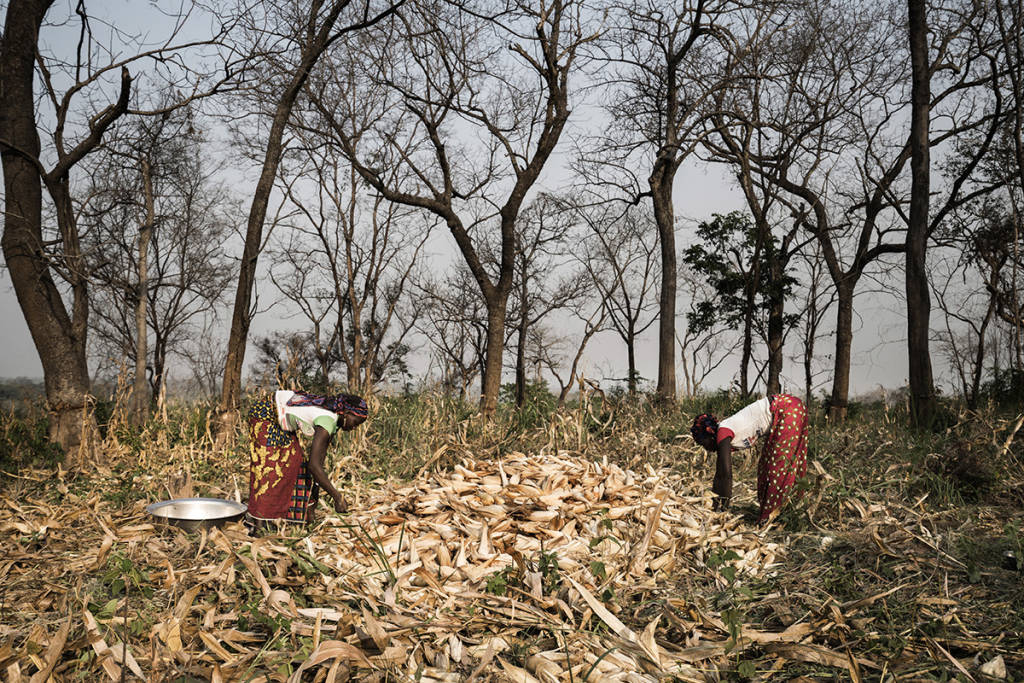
(683, 212, 798, 395)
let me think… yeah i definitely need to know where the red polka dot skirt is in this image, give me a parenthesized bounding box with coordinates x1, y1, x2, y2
(756, 394, 808, 522)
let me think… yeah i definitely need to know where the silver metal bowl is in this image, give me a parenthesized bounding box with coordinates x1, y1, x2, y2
(146, 497, 247, 532)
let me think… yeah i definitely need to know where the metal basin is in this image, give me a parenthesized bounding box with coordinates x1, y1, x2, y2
(146, 497, 247, 532)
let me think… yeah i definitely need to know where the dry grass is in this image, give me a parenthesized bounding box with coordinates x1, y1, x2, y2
(1, 393, 1022, 681)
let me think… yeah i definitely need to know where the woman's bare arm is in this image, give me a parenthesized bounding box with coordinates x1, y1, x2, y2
(307, 426, 347, 512)
(712, 436, 733, 510)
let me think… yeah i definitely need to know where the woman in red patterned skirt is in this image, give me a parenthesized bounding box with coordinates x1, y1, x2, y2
(690, 394, 809, 523)
(246, 390, 368, 530)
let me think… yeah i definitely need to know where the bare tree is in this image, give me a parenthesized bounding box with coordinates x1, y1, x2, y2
(932, 252, 997, 409)
(307, 0, 594, 416)
(793, 241, 837, 406)
(267, 142, 429, 392)
(1, 0, 233, 455)
(677, 264, 738, 397)
(217, 0, 405, 428)
(418, 266, 488, 402)
(506, 194, 587, 406)
(540, 299, 609, 405)
(903, 0, 1013, 421)
(250, 330, 326, 389)
(682, 211, 800, 397)
(702, 0, 1003, 420)
(579, 0, 777, 404)
(935, 196, 1024, 404)
(698, 40, 817, 397)
(574, 201, 660, 395)
(907, 0, 935, 426)
(83, 108, 236, 414)
(182, 317, 228, 400)
(992, 0, 1024, 369)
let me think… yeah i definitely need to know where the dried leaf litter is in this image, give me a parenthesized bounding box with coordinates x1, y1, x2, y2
(6, 448, 996, 681)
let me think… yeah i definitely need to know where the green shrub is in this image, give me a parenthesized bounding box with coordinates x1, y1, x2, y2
(982, 367, 1024, 407)
(499, 380, 556, 430)
(0, 407, 64, 472)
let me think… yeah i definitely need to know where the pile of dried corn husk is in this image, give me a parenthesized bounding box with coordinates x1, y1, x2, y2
(272, 450, 786, 681)
(2, 450, 811, 681)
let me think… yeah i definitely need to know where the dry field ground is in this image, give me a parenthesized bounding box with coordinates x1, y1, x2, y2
(1, 395, 1022, 682)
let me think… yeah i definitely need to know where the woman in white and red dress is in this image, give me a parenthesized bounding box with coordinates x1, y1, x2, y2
(246, 390, 367, 529)
(690, 394, 809, 523)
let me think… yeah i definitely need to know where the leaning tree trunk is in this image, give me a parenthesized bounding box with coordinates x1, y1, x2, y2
(218, 0, 356, 433)
(906, 0, 936, 428)
(219, 108, 292, 429)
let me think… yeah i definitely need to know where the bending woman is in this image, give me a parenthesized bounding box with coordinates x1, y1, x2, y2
(247, 389, 368, 529)
(691, 394, 808, 523)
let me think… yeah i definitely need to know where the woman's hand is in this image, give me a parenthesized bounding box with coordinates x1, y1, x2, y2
(332, 493, 348, 514)
(306, 498, 318, 525)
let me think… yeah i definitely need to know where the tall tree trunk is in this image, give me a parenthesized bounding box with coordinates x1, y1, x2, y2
(680, 349, 693, 398)
(0, 0, 99, 459)
(650, 173, 677, 403)
(220, 106, 299, 426)
(995, 0, 1024, 371)
(739, 308, 753, 397)
(348, 285, 364, 392)
(828, 279, 856, 421)
(804, 335, 815, 406)
(803, 275, 819, 406)
(132, 158, 155, 426)
(152, 332, 167, 410)
(907, 0, 936, 428)
(741, 225, 767, 398)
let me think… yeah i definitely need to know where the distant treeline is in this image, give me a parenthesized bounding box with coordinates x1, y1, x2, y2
(0, 378, 45, 405)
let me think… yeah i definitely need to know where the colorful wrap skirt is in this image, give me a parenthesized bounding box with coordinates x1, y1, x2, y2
(756, 394, 809, 522)
(247, 396, 316, 523)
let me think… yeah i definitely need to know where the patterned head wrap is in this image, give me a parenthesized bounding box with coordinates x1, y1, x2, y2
(690, 413, 718, 443)
(287, 391, 368, 425)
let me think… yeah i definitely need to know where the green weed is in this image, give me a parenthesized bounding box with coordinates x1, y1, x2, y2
(0, 407, 64, 472)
